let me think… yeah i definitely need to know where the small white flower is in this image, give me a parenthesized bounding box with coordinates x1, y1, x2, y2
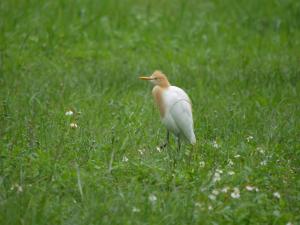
(138, 149, 145, 155)
(194, 202, 202, 207)
(231, 187, 240, 199)
(256, 147, 265, 154)
(228, 171, 235, 176)
(216, 169, 223, 174)
(246, 136, 254, 142)
(212, 140, 220, 149)
(233, 187, 239, 192)
(228, 159, 234, 166)
(17, 185, 23, 193)
(149, 194, 157, 203)
(245, 185, 255, 191)
(260, 160, 267, 166)
(234, 154, 241, 158)
(70, 123, 78, 128)
(199, 161, 205, 168)
(208, 205, 213, 210)
(122, 156, 129, 162)
(10, 184, 23, 193)
(255, 187, 259, 192)
(273, 192, 281, 199)
(132, 207, 140, 213)
(221, 187, 229, 193)
(231, 192, 240, 199)
(212, 172, 221, 182)
(212, 169, 223, 182)
(208, 194, 216, 200)
(286, 222, 293, 225)
(156, 146, 162, 152)
(65, 110, 74, 116)
(212, 189, 219, 195)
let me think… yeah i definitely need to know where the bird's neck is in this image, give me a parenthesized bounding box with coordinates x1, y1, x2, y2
(152, 85, 167, 117)
(159, 79, 170, 88)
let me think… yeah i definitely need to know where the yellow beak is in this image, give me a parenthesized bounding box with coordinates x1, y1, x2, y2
(139, 76, 153, 80)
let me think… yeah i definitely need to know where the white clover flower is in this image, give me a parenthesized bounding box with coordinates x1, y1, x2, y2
(212, 169, 223, 183)
(256, 147, 265, 154)
(246, 136, 254, 142)
(231, 187, 240, 199)
(65, 110, 74, 116)
(212, 140, 220, 149)
(138, 149, 145, 155)
(208, 205, 213, 211)
(221, 187, 229, 193)
(212, 172, 221, 183)
(245, 185, 255, 191)
(17, 185, 23, 193)
(194, 202, 202, 207)
(260, 160, 267, 166)
(273, 192, 281, 199)
(199, 161, 205, 168)
(132, 207, 140, 213)
(156, 146, 162, 152)
(208, 194, 216, 201)
(245, 186, 260, 192)
(231, 192, 240, 199)
(245, 186, 259, 192)
(228, 159, 234, 166)
(228, 171, 235, 176)
(149, 194, 157, 203)
(286, 222, 293, 225)
(216, 169, 223, 174)
(212, 189, 219, 195)
(122, 156, 129, 162)
(233, 187, 240, 192)
(70, 123, 78, 128)
(10, 184, 23, 193)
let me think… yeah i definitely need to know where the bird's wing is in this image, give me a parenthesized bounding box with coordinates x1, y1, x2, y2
(168, 86, 191, 104)
(169, 99, 196, 144)
(164, 86, 195, 144)
(163, 86, 191, 110)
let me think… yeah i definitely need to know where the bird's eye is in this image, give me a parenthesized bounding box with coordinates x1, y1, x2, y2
(154, 78, 158, 80)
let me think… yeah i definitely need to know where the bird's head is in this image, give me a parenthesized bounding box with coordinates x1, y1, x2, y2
(139, 71, 170, 88)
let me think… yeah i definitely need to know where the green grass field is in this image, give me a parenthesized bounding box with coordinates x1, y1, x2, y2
(1, 0, 300, 224)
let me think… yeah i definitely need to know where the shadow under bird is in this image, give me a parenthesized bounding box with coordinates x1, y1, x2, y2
(140, 71, 196, 151)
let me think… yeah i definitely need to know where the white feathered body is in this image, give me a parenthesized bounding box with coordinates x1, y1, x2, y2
(152, 85, 196, 144)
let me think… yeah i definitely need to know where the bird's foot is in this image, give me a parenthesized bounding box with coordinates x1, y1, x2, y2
(159, 142, 168, 150)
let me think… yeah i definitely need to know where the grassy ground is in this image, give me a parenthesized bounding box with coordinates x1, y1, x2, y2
(1, 0, 300, 224)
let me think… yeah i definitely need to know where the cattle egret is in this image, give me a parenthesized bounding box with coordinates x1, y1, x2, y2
(139, 71, 196, 150)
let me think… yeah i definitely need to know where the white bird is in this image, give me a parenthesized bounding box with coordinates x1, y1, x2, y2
(140, 71, 196, 150)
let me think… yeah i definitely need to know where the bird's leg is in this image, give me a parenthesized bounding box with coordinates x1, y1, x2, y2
(188, 144, 195, 165)
(177, 136, 181, 153)
(160, 130, 170, 149)
(172, 136, 181, 166)
(166, 130, 170, 145)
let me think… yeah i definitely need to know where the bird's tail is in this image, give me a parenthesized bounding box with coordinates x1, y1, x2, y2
(189, 132, 196, 145)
